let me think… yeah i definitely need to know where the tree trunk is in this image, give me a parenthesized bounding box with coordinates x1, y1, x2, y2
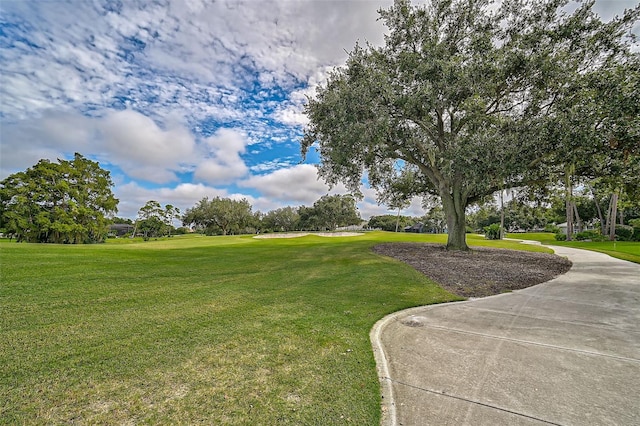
(609, 192, 618, 241)
(593, 193, 605, 235)
(499, 189, 505, 239)
(619, 206, 624, 226)
(441, 190, 468, 251)
(605, 197, 612, 238)
(566, 198, 574, 241)
(565, 176, 574, 241)
(573, 202, 582, 233)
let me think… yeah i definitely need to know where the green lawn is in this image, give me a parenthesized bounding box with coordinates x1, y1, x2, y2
(1, 232, 549, 424)
(507, 233, 640, 264)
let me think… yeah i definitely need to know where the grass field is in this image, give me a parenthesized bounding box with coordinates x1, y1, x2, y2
(1, 232, 550, 424)
(507, 233, 640, 264)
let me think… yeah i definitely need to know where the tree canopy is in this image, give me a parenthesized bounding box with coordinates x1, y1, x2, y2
(262, 206, 300, 232)
(368, 214, 414, 232)
(0, 153, 118, 243)
(302, 0, 639, 250)
(133, 200, 181, 240)
(180, 194, 360, 235)
(182, 196, 254, 235)
(298, 194, 361, 231)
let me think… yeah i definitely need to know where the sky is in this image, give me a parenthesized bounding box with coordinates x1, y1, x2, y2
(1, 0, 638, 221)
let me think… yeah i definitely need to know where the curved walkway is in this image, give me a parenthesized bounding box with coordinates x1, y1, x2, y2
(371, 245, 640, 425)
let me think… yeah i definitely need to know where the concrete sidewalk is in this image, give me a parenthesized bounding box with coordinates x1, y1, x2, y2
(371, 245, 640, 425)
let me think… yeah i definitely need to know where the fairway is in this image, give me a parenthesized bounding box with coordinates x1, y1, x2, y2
(1, 232, 550, 424)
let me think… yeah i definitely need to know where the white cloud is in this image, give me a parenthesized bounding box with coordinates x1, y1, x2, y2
(239, 164, 346, 205)
(273, 67, 332, 126)
(2, 109, 206, 185)
(249, 159, 296, 173)
(1, 0, 393, 125)
(0, 110, 93, 175)
(193, 128, 249, 184)
(99, 110, 196, 182)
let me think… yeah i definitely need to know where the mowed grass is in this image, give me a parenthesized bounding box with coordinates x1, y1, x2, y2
(1, 232, 549, 424)
(507, 232, 640, 264)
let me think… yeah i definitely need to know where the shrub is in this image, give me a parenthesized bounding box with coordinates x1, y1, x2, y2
(554, 233, 567, 241)
(630, 219, 640, 242)
(544, 224, 560, 233)
(575, 231, 589, 241)
(615, 225, 634, 241)
(484, 223, 502, 240)
(575, 230, 605, 241)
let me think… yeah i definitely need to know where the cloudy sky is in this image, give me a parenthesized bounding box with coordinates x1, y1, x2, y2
(1, 0, 637, 220)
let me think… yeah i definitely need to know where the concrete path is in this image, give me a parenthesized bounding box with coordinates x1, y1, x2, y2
(371, 245, 640, 425)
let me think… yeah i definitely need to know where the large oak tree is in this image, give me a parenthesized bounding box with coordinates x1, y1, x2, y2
(0, 153, 118, 243)
(302, 0, 638, 250)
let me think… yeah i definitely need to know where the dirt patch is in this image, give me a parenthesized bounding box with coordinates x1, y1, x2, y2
(373, 243, 572, 298)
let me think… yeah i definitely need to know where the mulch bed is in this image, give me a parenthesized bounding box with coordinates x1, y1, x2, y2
(372, 243, 573, 298)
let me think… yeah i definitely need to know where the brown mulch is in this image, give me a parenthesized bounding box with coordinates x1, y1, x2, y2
(372, 243, 572, 298)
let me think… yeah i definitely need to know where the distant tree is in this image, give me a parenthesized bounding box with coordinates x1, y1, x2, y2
(302, 0, 639, 250)
(299, 195, 361, 231)
(134, 202, 180, 239)
(368, 214, 413, 232)
(111, 216, 134, 225)
(252, 211, 264, 234)
(502, 199, 552, 232)
(182, 197, 253, 235)
(163, 204, 181, 237)
(423, 206, 447, 234)
(262, 206, 300, 232)
(376, 169, 416, 231)
(174, 226, 191, 235)
(0, 153, 118, 243)
(135, 200, 165, 240)
(297, 205, 321, 231)
(467, 203, 501, 232)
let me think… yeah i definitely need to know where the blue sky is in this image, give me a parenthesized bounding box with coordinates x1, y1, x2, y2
(0, 0, 637, 220)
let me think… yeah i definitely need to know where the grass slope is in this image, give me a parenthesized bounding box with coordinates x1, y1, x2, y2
(1, 232, 548, 424)
(507, 233, 640, 264)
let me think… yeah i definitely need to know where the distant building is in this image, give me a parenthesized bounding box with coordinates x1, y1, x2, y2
(404, 222, 425, 233)
(557, 222, 585, 234)
(109, 224, 134, 237)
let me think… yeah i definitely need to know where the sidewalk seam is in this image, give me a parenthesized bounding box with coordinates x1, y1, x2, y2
(389, 377, 564, 425)
(416, 323, 640, 363)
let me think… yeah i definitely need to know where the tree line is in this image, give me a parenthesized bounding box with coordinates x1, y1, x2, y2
(180, 194, 361, 236)
(113, 194, 362, 240)
(2, 152, 637, 243)
(370, 185, 640, 242)
(464, 187, 639, 241)
(0, 152, 362, 243)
